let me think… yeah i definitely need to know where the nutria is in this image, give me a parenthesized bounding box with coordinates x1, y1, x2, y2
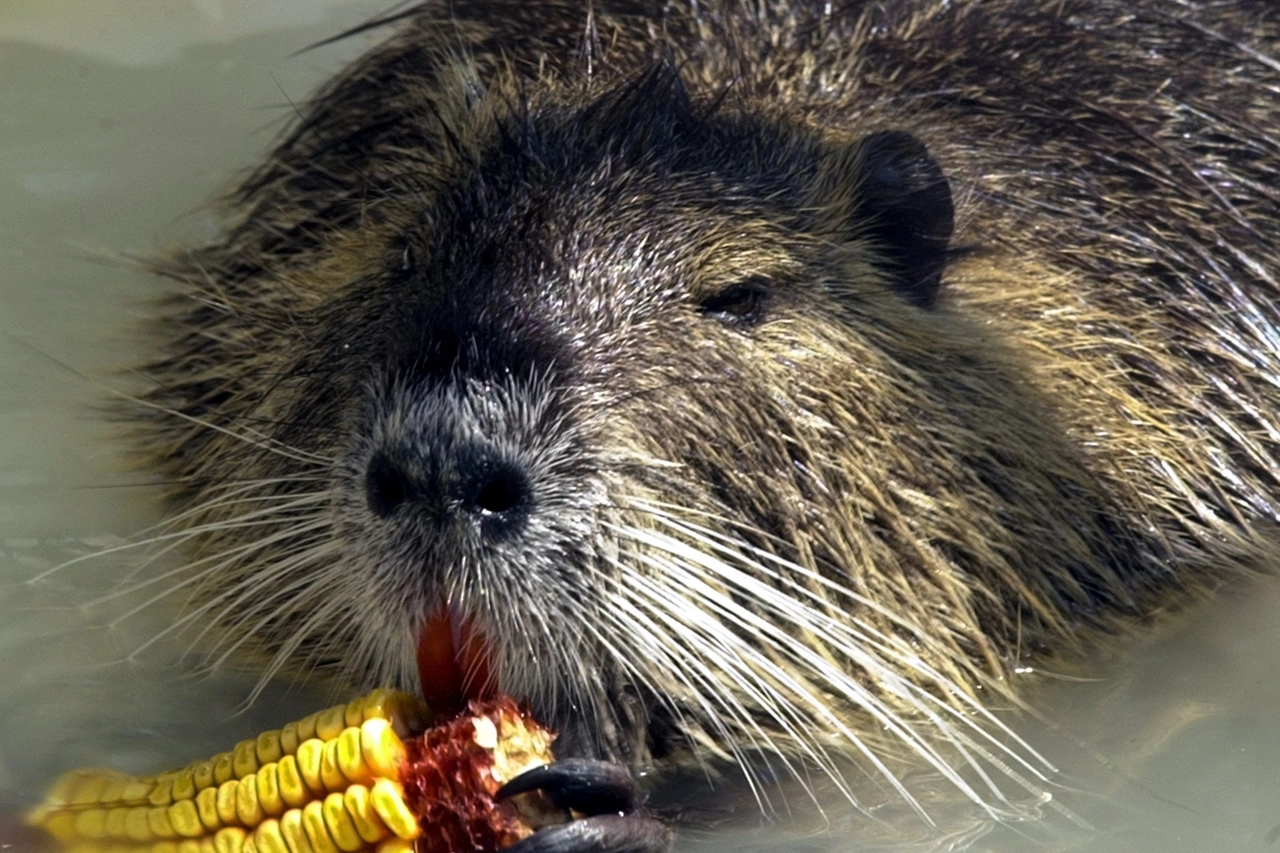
(131, 0, 1280, 849)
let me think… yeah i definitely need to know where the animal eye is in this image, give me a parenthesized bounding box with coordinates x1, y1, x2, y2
(697, 279, 769, 327)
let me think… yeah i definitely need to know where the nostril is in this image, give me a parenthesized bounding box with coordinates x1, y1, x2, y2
(463, 459, 531, 523)
(366, 453, 413, 518)
(474, 472, 525, 515)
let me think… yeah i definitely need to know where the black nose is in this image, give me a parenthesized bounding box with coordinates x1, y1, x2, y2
(364, 446, 533, 537)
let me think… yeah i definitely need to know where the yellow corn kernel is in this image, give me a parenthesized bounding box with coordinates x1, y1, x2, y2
(343, 691, 425, 739)
(256, 763, 283, 817)
(279, 722, 301, 756)
(368, 780, 418, 841)
(149, 776, 177, 807)
(341, 786, 387, 845)
(314, 706, 347, 742)
(235, 774, 263, 827)
(349, 690, 421, 738)
(104, 807, 128, 839)
(63, 772, 112, 806)
(256, 730, 283, 766)
(122, 779, 157, 803)
(214, 827, 248, 853)
(375, 839, 414, 853)
(214, 780, 239, 828)
(253, 819, 288, 853)
(276, 756, 308, 809)
(241, 834, 259, 853)
(232, 740, 259, 781)
(320, 793, 363, 853)
(302, 800, 339, 853)
(71, 808, 108, 840)
(149, 805, 178, 840)
(192, 761, 217, 792)
(384, 692, 426, 739)
(196, 787, 220, 832)
(279, 809, 314, 853)
(170, 797, 205, 839)
(96, 777, 127, 805)
(319, 739, 346, 791)
(295, 713, 320, 744)
(212, 752, 235, 786)
(334, 727, 366, 783)
(40, 811, 78, 843)
(359, 719, 404, 780)
(172, 769, 198, 802)
(123, 806, 152, 842)
(342, 697, 366, 730)
(295, 740, 325, 795)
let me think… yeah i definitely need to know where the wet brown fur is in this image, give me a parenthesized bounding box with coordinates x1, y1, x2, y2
(134, 0, 1280, 812)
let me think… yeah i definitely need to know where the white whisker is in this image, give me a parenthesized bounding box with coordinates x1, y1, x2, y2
(596, 502, 1063, 824)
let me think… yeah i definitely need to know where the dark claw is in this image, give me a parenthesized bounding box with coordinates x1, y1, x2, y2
(498, 760, 672, 853)
(502, 814, 673, 853)
(497, 758, 640, 816)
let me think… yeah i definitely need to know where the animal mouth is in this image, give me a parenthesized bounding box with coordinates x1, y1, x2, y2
(416, 606, 497, 713)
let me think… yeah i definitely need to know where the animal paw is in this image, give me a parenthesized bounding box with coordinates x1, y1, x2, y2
(498, 759, 673, 853)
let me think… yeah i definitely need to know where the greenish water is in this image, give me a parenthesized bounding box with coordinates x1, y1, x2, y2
(1, 4, 1277, 851)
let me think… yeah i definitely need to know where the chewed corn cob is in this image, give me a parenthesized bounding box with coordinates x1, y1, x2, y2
(30, 690, 561, 853)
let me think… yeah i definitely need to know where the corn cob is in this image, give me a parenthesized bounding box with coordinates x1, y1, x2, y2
(29, 690, 561, 853)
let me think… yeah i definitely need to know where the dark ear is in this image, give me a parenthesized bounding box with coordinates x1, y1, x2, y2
(849, 130, 954, 309)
